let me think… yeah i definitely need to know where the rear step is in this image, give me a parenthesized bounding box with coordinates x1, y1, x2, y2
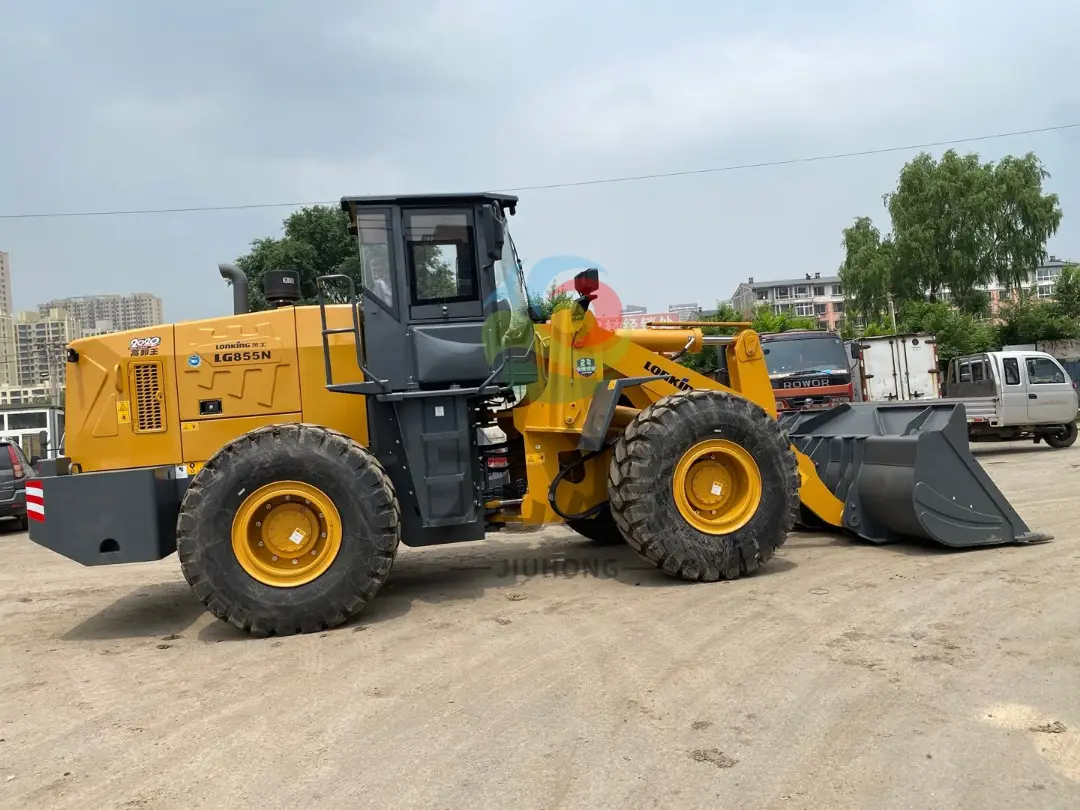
(781, 401, 1052, 548)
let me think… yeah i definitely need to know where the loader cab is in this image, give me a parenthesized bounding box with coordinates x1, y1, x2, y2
(324, 193, 539, 546)
(338, 193, 538, 395)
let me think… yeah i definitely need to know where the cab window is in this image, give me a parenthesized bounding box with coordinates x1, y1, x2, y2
(971, 360, 985, 382)
(1002, 357, 1021, 386)
(404, 211, 478, 305)
(959, 361, 971, 383)
(1026, 357, 1066, 385)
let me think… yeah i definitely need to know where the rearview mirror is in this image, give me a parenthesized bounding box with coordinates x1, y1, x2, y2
(574, 268, 600, 296)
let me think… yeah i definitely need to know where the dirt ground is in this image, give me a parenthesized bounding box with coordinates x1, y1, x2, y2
(1, 442, 1079, 809)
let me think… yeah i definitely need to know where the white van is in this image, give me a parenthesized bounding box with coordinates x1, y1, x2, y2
(943, 350, 1078, 447)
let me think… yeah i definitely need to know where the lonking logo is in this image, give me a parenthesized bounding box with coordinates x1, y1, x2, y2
(643, 360, 693, 392)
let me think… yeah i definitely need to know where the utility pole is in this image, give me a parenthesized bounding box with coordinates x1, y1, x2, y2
(887, 295, 897, 333)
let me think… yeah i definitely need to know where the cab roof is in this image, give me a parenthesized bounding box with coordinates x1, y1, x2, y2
(340, 192, 519, 215)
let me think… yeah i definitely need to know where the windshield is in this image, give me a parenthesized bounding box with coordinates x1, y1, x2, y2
(762, 334, 848, 377)
(493, 220, 532, 347)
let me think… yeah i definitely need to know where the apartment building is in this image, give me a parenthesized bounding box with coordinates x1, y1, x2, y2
(730, 272, 845, 329)
(938, 256, 1074, 311)
(39, 292, 164, 336)
(0, 314, 17, 387)
(730, 258, 1075, 330)
(0, 251, 12, 317)
(15, 308, 82, 388)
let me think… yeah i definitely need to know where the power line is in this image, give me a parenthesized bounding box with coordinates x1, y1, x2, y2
(1, 122, 1077, 221)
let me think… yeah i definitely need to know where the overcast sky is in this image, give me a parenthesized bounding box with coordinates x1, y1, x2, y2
(1, 0, 1078, 322)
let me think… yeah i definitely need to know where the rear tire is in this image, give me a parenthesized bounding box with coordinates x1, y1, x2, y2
(608, 390, 799, 581)
(567, 506, 625, 546)
(1044, 421, 1077, 449)
(177, 423, 400, 636)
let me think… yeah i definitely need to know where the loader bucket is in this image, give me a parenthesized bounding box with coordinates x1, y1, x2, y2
(780, 401, 1052, 548)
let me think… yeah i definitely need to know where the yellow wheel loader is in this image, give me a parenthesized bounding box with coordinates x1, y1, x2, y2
(28, 193, 1050, 636)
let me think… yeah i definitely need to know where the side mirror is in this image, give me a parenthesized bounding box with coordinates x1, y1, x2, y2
(849, 343, 861, 360)
(528, 303, 544, 323)
(574, 268, 600, 296)
(38, 430, 49, 449)
(480, 204, 505, 261)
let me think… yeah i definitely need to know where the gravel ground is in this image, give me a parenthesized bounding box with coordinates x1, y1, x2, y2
(1, 441, 1078, 809)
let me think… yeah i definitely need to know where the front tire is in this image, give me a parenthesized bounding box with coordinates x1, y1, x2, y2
(608, 390, 799, 581)
(1044, 421, 1077, 449)
(177, 423, 400, 636)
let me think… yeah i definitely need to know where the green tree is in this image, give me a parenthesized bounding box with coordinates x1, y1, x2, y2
(528, 283, 577, 320)
(896, 300, 995, 368)
(1049, 263, 1080, 322)
(838, 216, 893, 323)
(840, 150, 1063, 315)
(995, 292, 1079, 347)
(235, 206, 361, 311)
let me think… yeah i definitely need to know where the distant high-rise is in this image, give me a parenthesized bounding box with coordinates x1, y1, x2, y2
(16, 308, 83, 388)
(0, 251, 12, 316)
(0, 314, 17, 386)
(38, 293, 164, 336)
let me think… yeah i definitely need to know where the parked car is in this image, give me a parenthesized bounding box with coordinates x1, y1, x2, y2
(942, 350, 1078, 447)
(0, 439, 33, 530)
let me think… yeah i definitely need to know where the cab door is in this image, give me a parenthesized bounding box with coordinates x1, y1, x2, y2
(1024, 355, 1072, 422)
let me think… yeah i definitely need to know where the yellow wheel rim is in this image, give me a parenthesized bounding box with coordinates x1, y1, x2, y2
(672, 439, 762, 535)
(231, 481, 342, 588)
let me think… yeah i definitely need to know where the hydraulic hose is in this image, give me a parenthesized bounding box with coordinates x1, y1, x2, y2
(546, 438, 618, 522)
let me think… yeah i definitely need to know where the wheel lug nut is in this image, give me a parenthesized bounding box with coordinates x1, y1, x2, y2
(255, 521, 261, 528)
(258, 541, 264, 547)
(285, 495, 291, 501)
(321, 532, 326, 538)
(311, 550, 317, 555)
(271, 555, 278, 561)
(292, 559, 298, 565)
(266, 504, 272, 510)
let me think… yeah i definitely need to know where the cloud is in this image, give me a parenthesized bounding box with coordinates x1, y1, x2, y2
(0, 0, 1077, 321)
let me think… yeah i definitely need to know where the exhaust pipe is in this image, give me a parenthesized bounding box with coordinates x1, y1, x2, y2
(218, 263, 249, 315)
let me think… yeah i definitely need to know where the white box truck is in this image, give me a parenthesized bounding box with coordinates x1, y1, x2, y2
(849, 333, 942, 403)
